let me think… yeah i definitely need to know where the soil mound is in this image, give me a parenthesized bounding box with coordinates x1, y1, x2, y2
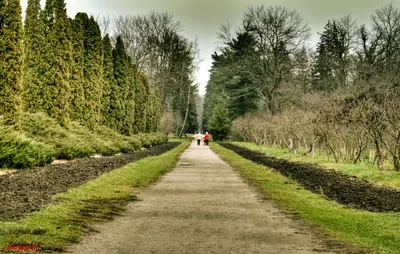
(220, 143, 400, 212)
(0, 142, 180, 221)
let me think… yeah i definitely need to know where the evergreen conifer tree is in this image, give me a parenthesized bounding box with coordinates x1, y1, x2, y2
(150, 87, 162, 132)
(208, 97, 231, 141)
(185, 99, 198, 134)
(0, 0, 23, 128)
(22, 0, 45, 113)
(133, 71, 149, 133)
(82, 16, 103, 128)
(123, 57, 136, 135)
(112, 35, 129, 133)
(42, 0, 72, 127)
(146, 89, 156, 133)
(101, 34, 116, 129)
(69, 15, 85, 121)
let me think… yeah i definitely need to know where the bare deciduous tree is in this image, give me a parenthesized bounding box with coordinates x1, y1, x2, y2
(242, 5, 311, 113)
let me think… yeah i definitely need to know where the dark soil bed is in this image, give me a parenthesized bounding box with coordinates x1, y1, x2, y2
(0, 142, 180, 221)
(220, 142, 400, 212)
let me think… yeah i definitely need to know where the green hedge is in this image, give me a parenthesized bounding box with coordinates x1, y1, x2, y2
(0, 113, 167, 169)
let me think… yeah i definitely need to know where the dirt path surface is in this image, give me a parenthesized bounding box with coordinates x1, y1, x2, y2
(67, 142, 354, 254)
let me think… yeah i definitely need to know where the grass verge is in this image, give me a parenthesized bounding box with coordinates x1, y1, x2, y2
(211, 142, 400, 254)
(233, 142, 400, 189)
(0, 140, 189, 253)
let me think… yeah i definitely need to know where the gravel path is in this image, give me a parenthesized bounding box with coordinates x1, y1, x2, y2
(67, 141, 355, 254)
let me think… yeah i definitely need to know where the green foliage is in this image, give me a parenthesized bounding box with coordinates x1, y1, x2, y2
(69, 15, 85, 121)
(42, 0, 72, 127)
(208, 97, 231, 141)
(0, 1, 174, 169)
(0, 0, 23, 128)
(0, 119, 55, 168)
(22, 112, 94, 159)
(22, 113, 140, 160)
(312, 19, 350, 91)
(185, 99, 198, 134)
(22, 0, 46, 113)
(203, 32, 259, 131)
(123, 57, 136, 135)
(112, 36, 130, 134)
(94, 125, 141, 153)
(101, 34, 116, 129)
(221, 32, 259, 119)
(137, 132, 168, 148)
(82, 15, 104, 129)
(133, 71, 149, 133)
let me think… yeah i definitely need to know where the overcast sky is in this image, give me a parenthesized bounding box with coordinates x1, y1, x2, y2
(21, 0, 400, 95)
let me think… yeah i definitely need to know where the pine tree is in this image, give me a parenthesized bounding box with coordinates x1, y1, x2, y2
(208, 97, 231, 141)
(0, 0, 23, 128)
(22, 0, 45, 113)
(69, 15, 85, 121)
(101, 34, 116, 129)
(185, 98, 198, 134)
(133, 71, 149, 133)
(82, 16, 103, 129)
(42, 0, 72, 127)
(312, 19, 351, 91)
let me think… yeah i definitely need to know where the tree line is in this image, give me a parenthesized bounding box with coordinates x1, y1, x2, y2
(1, 0, 199, 136)
(204, 3, 400, 171)
(111, 12, 200, 136)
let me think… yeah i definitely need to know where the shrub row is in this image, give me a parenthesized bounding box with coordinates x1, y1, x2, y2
(0, 113, 168, 169)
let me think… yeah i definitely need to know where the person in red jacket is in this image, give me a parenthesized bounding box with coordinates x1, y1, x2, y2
(204, 132, 210, 146)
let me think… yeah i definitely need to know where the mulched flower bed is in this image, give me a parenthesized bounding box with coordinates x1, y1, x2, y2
(0, 142, 180, 221)
(220, 142, 400, 212)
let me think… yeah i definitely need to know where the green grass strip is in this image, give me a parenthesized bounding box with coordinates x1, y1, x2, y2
(0, 140, 190, 253)
(211, 142, 400, 254)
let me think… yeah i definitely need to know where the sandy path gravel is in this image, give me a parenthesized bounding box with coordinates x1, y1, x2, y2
(66, 142, 353, 254)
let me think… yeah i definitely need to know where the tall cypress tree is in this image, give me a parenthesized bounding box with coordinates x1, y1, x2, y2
(124, 56, 136, 135)
(112, 35, 129, 134)
(133, 71, 149, 133)
(0, 0, 23, 128)
(101, 34, 116, 129)
(22, 0, 45, 113)
(83, 16, 103, 129)
(69, 15, 85, 121)
(42, 0, 72, 127)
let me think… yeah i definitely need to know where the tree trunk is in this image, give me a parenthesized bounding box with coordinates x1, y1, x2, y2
(353, 145, 365, 164)
(178, 86, 191, 139)
(393, 156, 400, 171)
(374, 140, 384, 171)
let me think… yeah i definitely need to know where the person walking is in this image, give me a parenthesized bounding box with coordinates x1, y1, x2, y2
(196, 132, 203, 146)
(204, 132, 210, 146)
